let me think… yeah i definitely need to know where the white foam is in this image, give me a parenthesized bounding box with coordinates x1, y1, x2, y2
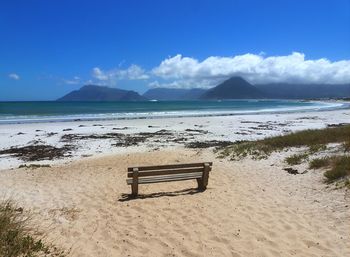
(0, 101, 347, 125)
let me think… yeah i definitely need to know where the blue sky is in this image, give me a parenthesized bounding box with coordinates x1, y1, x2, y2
(1, 0, 350, 100)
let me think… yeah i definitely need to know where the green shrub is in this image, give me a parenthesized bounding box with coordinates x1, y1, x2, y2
(309, 157, 331, 169)
(324, 156, 350, 183)
(285, 153, 309, 165)
(308, 144, 327, 154)
(0, 199, 65, 257)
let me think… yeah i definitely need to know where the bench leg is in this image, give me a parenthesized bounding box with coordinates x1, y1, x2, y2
(131, 183, 138, 197)
(197, 178, 206, 191)
(198, 163, 210, 191)
(131, 168, 139, 197)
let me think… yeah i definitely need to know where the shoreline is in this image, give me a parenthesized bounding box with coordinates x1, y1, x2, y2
(0, 99, 347, 125)
(1, 107, 350, 170)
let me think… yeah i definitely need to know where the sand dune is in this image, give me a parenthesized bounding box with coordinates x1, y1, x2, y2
(0, 148, 349, 257)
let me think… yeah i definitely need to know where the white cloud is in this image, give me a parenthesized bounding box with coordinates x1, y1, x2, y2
(152, 52, 350, 87)
(8, 73, 20, 80)
(148, 78, 219, 89)
(92, 65, 149, 86)
(87, 52, 350, 89)
(92, 67, 109, 81)
(63, 76, 81, 85)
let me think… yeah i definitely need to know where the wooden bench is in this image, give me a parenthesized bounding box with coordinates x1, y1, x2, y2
(126, 162, 213, 197)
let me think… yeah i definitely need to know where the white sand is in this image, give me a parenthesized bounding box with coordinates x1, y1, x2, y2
(0, 149, 348, 257)
(0, 108, 349, 256)
(1, 108, 350, 170)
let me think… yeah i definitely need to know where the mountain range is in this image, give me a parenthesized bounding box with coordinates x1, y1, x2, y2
(57, 77, 350, 101)
(57, 85, 146, 101)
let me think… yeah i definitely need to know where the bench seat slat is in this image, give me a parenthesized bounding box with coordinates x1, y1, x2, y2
(128, 162, 212, 172)
(126, 172, 203, 185)
(127, 167, 204, 178)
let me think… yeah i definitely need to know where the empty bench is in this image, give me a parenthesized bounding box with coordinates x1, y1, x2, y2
(126, 162, 213, 197)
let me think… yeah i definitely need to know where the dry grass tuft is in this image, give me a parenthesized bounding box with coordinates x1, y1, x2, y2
(0, 199, 66, 257)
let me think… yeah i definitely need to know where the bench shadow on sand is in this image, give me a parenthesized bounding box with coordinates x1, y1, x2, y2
(118, 187, 202, 202)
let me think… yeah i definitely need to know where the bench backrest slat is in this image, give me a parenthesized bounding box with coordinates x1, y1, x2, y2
(127, 167, 206, 178)
(127, 162, 212, 172)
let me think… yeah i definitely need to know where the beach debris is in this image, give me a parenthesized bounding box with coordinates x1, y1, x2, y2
(249, 124, 275, 130)
(113, 135, 147, 147)
(61, 133, 124, 141)
(46, 132, 58, 137)
(185, 128, 209, 134)
(59, 129, 227, 149)
(27, 139, 45, 145)
(185, 140, 233, 149)
(0, 144, 73, 161)
(234, 132, 250, 135)
(16, 132, 25, 135)
(240, 120, 263, 124)
(138, 129, 173, 136)
(112, 127, 129, 130)
(283, 167, 299, 175)
(296, 116, 319, 120)
(61, 132, 147, 147)
(327, 123, 350, 128)
(18, 164, 51, 169)
(63, 128, 72, 131)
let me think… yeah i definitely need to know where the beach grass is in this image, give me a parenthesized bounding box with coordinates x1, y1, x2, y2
(309, 157, 331, 169)
(343, 139, 350, 152)
(309, 156, 350, 183)
(219, 124, 350, 160)
(219, 125, 350, 185)
(285, 153, 309, 165)
(323, 156, 350, 183)
(0, 199, 65, 257)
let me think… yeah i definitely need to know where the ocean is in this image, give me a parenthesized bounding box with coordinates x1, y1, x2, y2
(0, 100, 347, 124)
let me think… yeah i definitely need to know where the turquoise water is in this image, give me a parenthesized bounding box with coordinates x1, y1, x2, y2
(0, 100, 346, 124)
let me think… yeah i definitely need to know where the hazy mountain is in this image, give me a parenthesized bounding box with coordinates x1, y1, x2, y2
(57, 80, 350, 102)
(57, 85, 146, 101)
(256, 83, 350, 99)
(200, 77, 265, 99)
(143, 88, 206, 100)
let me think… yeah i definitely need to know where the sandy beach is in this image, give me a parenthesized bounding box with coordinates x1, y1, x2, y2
(1, 107, 350, 170)
(2, 1, 350, 256)
(0, 108, 350, 256)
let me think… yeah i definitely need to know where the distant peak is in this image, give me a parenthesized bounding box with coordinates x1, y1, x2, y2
(80, 84, 106, 89)
(200, 76, 263, 99)
(224, 76, 250, 84)
(57, 84, 146, 101)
